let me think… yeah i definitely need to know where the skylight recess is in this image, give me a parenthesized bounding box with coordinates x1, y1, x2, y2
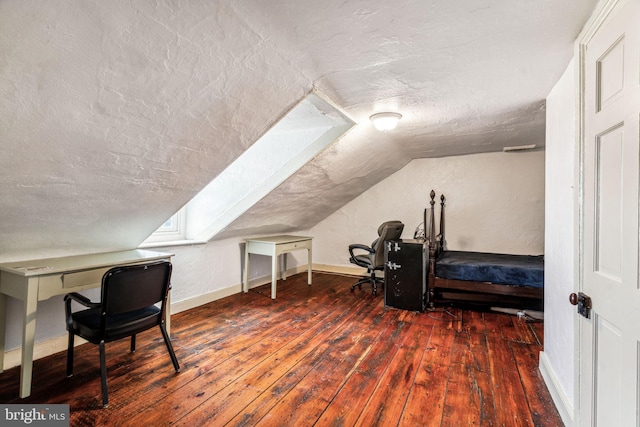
(142, 91, 355, 245)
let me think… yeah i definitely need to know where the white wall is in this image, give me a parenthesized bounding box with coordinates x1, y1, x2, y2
(1, 236, 279, 354)
(2, 149, 546, 368)
(539, 59, 577, 422)
(310, 150, 545, 270)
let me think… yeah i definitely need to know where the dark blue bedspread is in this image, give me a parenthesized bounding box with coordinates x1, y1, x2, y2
(435, 251, 544, 288)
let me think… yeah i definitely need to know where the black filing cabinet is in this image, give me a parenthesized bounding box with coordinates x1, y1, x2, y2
(384, 239, 427, 311)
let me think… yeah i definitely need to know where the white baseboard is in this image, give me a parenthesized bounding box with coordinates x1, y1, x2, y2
(2, 264, 336, 370)
(539, 351, 574, 426)
(312, 263, 377, 277)
(170, 283, 242, 314)
(2, 285, 245, 371)
(2, 334, 83, 371)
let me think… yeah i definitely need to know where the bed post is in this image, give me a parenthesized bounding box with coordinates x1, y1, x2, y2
(428, 190, 436, 246)
(428, 190, 437, 308)
(439, 194, 445, 250)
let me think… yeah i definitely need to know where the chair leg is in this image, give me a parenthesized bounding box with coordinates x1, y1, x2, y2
(351, 270, 383, 295)
(131, 334, 136, 353)
(99, 340, 108, 408)
(66, 332, 74, 377)
(159, 324, 180, 372)
(350, 277, 369, 291)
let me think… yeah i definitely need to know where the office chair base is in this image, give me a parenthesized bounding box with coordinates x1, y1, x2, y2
(350, 276, 384, 296)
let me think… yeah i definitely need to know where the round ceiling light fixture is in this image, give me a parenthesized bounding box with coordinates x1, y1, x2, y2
(370, 112, 402, 131)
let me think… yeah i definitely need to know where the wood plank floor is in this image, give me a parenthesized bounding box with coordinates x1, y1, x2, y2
(0, 272, 562, 426)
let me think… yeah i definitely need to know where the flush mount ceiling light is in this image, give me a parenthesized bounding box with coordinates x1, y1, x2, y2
(370, 112, 402, 131)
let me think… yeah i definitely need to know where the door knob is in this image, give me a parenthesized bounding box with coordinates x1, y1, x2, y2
(569, 293, 578, 305)
(569, 292, 592, 318)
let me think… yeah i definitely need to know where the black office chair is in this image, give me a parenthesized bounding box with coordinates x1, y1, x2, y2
(64, 261, 180, 408)
(348, 221, 404, 295)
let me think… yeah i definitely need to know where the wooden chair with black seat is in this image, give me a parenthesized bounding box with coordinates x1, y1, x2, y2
(348, 220, 404, 295)
(64, 260, 180, 408)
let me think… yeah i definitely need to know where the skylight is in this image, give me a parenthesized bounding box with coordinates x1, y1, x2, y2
(142, 91, 355, 245)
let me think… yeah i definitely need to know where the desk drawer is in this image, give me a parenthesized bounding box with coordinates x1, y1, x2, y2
(278, 240, 310, 253)
(62, 268, 108, 289)
(37, 268, 108, 300)
(36, 272, 93, 301)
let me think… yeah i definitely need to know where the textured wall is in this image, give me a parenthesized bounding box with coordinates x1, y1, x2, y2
(0, 150, 545, 353)
(310, 150, 545, 270)
(0, 1, 310, 261)
(0, 0, 597, 262)
(1, 2, 596, 378)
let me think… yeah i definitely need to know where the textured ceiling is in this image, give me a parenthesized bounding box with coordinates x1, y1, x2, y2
(0, 0, 597, 259)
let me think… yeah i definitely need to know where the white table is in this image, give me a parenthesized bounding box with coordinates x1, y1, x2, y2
(0, 249, 174, 398)
(243, 235, 312, 299)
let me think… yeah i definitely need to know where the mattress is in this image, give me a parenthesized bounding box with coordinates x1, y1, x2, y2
(435, 251, 544, 288)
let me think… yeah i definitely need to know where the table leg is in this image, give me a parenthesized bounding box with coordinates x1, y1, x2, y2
(20, 280, 38, 398)
(307, 247, 313, 286)
(243, 246, 250, 293)
(282, 253, 287, 281)
(0, 292, 6, 373)
(271, 250, 278, 300)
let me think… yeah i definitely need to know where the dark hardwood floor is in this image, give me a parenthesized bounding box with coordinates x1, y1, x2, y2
(0, 272, 562, 426)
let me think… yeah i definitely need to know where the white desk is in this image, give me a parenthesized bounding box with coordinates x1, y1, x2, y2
(243, 235, 312, 299)
(0, 249, 174, 398)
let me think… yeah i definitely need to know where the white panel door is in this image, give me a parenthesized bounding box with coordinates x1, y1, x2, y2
(580, 0, 640, 425)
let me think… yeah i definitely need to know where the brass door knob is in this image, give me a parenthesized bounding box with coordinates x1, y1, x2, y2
(569, 293, 578, 305)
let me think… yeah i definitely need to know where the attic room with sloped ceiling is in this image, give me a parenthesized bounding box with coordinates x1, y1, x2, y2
(0, 0, 603, 422)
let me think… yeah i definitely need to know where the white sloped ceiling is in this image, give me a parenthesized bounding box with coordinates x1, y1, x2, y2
(0, 0, 597, 260)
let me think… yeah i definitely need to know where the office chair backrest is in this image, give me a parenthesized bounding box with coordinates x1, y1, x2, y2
(372, 221, 404, 267)
(101, 261, 172, 317)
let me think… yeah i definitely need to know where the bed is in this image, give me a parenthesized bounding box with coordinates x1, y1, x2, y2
(425, 190, 544, 311)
